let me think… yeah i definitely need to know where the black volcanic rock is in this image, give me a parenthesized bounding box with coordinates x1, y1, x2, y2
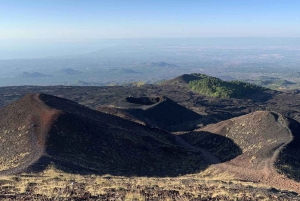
(99, 96, 202, 132)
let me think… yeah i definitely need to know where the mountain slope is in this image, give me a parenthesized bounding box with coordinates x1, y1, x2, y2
(0, 93, 206, 176)
(162, 74, 201, 85)
(183, 111, 293, 167)
(20, 72, 51, 78)
(0, 94, 60, 174)
(60, 68, 81, 75)
(181, 111, 300, 191)
(275, 117, 300, 181)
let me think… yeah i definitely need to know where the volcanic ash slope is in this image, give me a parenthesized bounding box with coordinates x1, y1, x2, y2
(0, 93, 206, 176)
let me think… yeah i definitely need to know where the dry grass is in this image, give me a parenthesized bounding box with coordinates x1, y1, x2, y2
(0, 165, 298, 200)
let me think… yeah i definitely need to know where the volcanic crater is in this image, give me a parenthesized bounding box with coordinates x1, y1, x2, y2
(0, 93, 209, 176)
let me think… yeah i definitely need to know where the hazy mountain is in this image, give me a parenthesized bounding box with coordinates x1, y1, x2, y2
(143, 61, 178, 68)
(20, 72, 51, 78)
(60, 68, 81, 75)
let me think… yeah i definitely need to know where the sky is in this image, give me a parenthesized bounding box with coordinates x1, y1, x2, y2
(0, 0, 300, 58)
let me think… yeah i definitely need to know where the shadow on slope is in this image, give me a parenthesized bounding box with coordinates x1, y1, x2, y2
(34, 111, 208, 177)
(99, 96, 202, 132)
(0, 93, 209, 177)
(275, 118, 300, 182)
(181, 131, 242, 162)
(162, 74, 202, 85)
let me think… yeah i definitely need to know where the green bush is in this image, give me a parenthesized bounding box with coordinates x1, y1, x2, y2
(188, 74, 265, 98)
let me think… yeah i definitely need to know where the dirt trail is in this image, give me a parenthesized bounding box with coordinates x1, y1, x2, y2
(0, 94, 61, 175)
(215, 161, 300, 193)
(261, 114, 294, 180)
(213, 115, 300, 193)
(175, 135, 221, 164)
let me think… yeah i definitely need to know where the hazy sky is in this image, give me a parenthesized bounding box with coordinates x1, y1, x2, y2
(1, 0, 300, 59)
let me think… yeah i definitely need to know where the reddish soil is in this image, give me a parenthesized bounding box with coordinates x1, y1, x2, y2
(0, 94, 61, 175)
(0, 93, 207, 177)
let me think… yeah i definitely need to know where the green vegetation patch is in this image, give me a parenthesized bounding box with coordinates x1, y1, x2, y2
(188, 74, 266, 98)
